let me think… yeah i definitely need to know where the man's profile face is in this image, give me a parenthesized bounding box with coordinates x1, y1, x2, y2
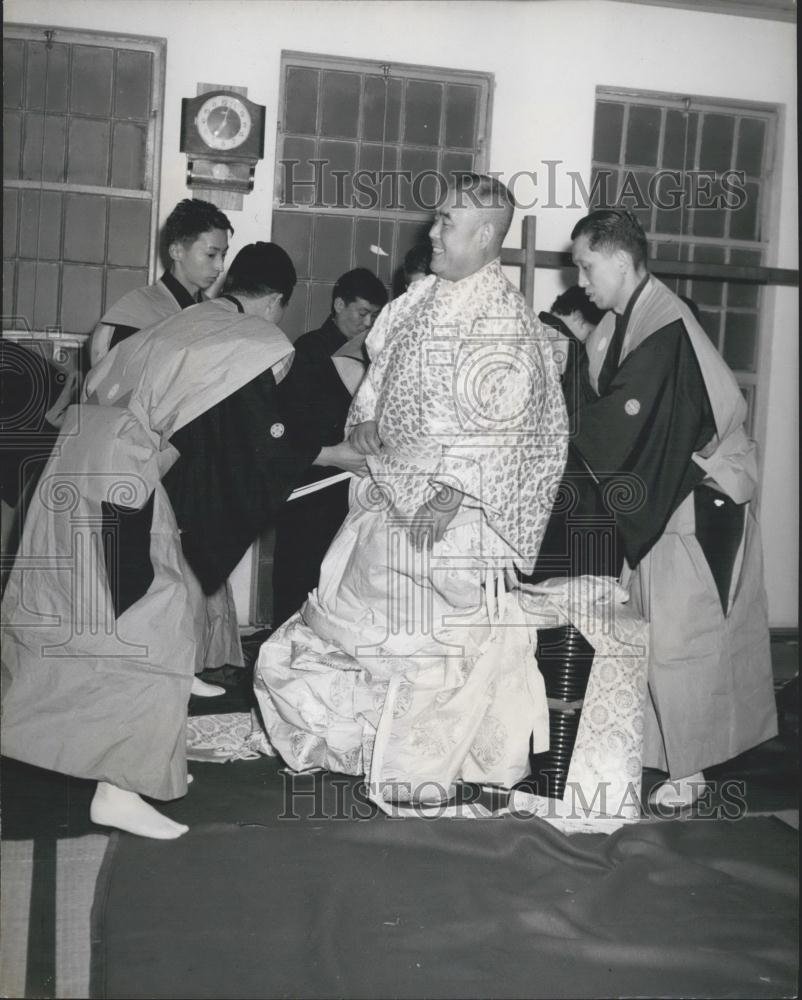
(333, 296, 381, 339)
(572, 233, 625, 313)
(171, 228, 229, 296)
(428, 190, 486, 282)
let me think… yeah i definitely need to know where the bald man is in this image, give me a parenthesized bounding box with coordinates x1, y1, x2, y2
(255, 175, 568, 802)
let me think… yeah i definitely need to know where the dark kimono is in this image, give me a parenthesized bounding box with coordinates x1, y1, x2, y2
(271, 317, 363, 626)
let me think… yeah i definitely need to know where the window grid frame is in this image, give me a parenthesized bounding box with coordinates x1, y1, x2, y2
(274, 50, 493, 224)
(3, 23, 166, 339)
(592, 86, 779, 417)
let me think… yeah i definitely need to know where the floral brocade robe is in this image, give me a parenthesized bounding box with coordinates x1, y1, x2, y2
(255, 260, 568, 795)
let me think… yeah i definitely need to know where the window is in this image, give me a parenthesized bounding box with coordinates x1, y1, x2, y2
(590, 87, 779, 430)
(3, 24, 165, 341)
(272, 51, 493, 339)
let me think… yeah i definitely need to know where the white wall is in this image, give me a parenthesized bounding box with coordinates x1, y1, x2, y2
(7, 0, 797, 625)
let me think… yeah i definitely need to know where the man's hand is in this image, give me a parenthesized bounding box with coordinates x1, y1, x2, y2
(408, 486, 462, 551)
(348, 420, 382, 456)
(315, 439, 369, 475)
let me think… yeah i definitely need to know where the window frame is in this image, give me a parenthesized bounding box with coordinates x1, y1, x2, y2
(3, 22, 167, 343)
(273, 49, 494, 224)
(592, 85, 782, 432)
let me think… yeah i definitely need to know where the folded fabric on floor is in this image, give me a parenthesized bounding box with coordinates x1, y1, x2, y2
(91, 805, 798, 1000)
(518, 576, 650, 824)
(186, 710, 274, 762)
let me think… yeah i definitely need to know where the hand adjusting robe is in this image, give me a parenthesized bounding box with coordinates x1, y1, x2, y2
(255, 260, 568, 798)
(1, 300, 308, 800)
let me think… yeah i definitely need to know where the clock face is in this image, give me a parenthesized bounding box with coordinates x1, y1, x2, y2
(195, 94, 253, 151)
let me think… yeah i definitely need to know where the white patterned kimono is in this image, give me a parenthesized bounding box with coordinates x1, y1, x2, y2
(256, 260, 568, 800)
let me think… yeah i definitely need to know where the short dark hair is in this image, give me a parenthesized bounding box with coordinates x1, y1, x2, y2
(331, 268, 388, 311)
(403, 244, 432, 281)
(550, 285, 605, 326)
(221, 242, 297, 305)
(570, 209, 648, 270)
(162, 199, 233, 256)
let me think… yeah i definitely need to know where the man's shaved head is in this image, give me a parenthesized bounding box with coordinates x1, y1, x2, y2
(428, 174, 516, 282)
(450, 173, 515, 253)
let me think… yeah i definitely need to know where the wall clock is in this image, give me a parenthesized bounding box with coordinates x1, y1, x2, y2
(180, 89, 266, 194)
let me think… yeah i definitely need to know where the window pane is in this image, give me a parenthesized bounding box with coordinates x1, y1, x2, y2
(309, 281, 335, 329)
(20, 190, 63, 260)
(355, 217, 393, 284)
(115, 49, 152, 120)
(728, 247, 761, 308)
(3, 262, 17, 326)
(70, 45, 113, 116)
(45, 43, 70, 113)
(4, 39, 24, 108)
(691, 188, 726, 239)
(111, 121, 148, 189)
(699, 113, 734, 173)
(691, 245, 725, 306)
(105, 266, 148, 311)
(61, 263, 104, 333)
(63, 194, 107, 263)
(400, 147, 439, 211)
(729, 180, 760, 241)
(3, 110, 22, 178)
(588, 166, 618, 209)
(404, 80, 442, 147)
(4, 189, 19, 255)
(662, 109, 693, 170)
(311, 215, 353, 281)
(442, 150, 474, 189)
(271, 211, 313, 280)
(280, 136, 318, 206)
(108, 198, 150, 267)
(593, 102, 623, 164)
(319, 139, 356, 208)
(320, 70, 360, 139)
(728, 281, 759, 309)
(25, 41, 48, 110)
(358, 142, 399, 172)
(625, 105, 661, 167)
(357, 145, 399, 209)
(67, 118, 110, 185)
(736, 118, 765, 177)
(653, 170, 686, 235)
(723, 311, 757, 371)
(22, 114, 67, 182)
(445, 84, 478, 149)
(284, 67, 318, 134)
(16, 261, 60, 330)
(363, 75, 402, 143)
